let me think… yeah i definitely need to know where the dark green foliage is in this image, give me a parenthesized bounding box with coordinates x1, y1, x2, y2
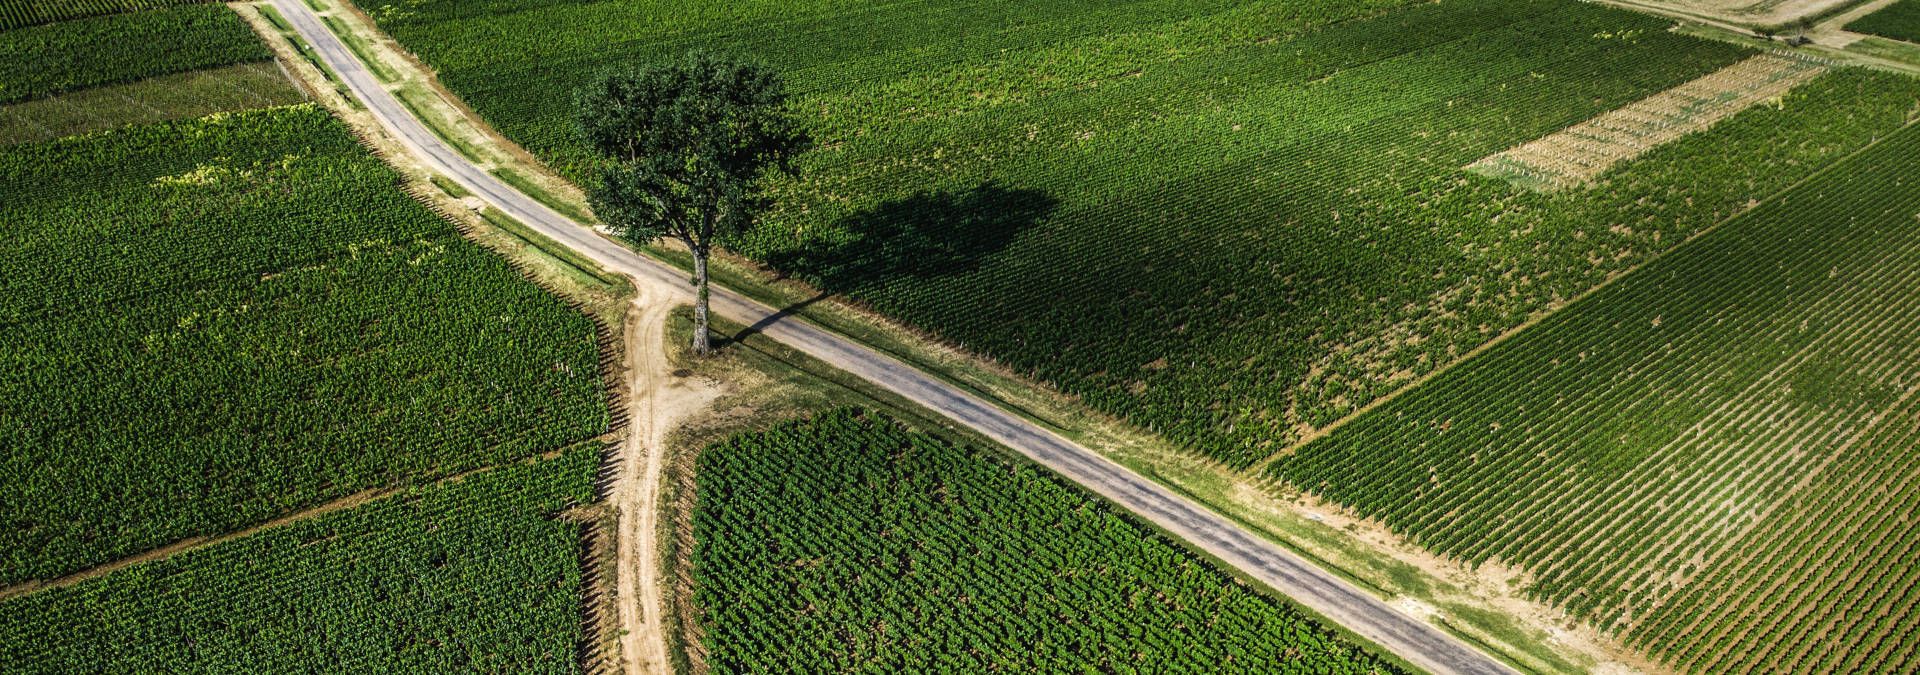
(1846, 0, 1920, 43)
(577, 51, 809, 353)
(0, 3, 270, 104)
(577, 52, 808, 246)
(1270, 121, 1920, 673)
(0, 105, 606, 585)
(0, 0, 214, 31)
(692, 409, 1402, 674)
(0, 450, 596, 673)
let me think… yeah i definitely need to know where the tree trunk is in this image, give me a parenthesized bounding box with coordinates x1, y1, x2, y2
(691, 249, 713, 355)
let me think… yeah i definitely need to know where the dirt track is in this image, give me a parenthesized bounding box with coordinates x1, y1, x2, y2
(614, 287, 722, 675)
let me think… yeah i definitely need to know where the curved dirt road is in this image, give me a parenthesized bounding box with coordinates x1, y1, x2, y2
(268, 2, 1518, 673)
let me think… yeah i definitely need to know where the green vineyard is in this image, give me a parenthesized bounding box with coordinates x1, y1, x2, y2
(0, 450, 596, 673)
(0, 0, 213, 30)
(4, 0, 1917, 672)
(0, 105, 607, 585)
(1269, 120, 1920, 673)
(692, 409, 1400, 673)
(1847, 0, 1920, 43)
(0, 61, 306, 145)
(0, 3, 268, 104)
(376, 0, 1914, 468)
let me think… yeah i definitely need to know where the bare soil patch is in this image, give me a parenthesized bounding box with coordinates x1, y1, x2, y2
(1470, 54, 1824, 190)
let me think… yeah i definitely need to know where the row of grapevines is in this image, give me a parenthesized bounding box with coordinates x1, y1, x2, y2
(0, 449, 596, 673)
(1845, 0, 1920, 43)
(692, 409, 1400, 673)
(0, 0, 212, 31)
(1268, 121, 1920, 672)
(0, 105, 607, 586)
(1631, 386, 1920, 674)
(0, 3, 268, 104)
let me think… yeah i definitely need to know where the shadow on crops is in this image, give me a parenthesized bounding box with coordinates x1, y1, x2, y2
(767, 182, 1058, 295)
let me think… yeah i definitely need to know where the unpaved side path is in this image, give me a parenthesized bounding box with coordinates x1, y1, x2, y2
(615, 286, 721, 675)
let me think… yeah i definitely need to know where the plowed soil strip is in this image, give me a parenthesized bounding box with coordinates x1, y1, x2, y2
(1470, 53, 1825, 190)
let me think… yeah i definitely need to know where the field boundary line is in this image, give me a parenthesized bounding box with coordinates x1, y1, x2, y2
(0, 487, 394, 602)
(1254, 113, 1920, 475)
(0, 443, 591, 603)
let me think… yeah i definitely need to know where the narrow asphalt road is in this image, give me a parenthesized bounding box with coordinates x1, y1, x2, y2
(269, 2, 1519, 673)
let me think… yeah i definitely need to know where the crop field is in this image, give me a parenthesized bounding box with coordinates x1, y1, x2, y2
(1268, 119, 1920, 673)
(1848, 0, 1920, 43)
(374, 0, 1914, 468)
(0, 449, 595, 672)
(691, 409, 1399, 673)
(0, 0, 213, 30)
(0, 61, 305, 145)
(0, 105, 607, 586)
(0, 4, 270, 105)
(1467, 53, 1826, 190)
(0, 3, 304, 144)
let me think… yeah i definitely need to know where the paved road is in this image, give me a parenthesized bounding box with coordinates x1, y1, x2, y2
(269, 2, 1519, 673)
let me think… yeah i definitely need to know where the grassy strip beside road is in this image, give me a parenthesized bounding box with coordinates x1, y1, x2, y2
(493, 165, 593, 223)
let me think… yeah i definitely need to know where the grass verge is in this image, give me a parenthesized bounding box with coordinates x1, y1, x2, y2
(322, 14, 397, 83)
(249, 3, 358, 108)
(393, 85, 488, 161)
(492, 166, 595, 223)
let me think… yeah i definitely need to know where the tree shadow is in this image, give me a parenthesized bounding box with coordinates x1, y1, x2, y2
(766, 182, 1058, 295)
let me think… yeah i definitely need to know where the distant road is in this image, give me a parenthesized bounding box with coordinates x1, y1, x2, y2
(267, 2, 1518, 672)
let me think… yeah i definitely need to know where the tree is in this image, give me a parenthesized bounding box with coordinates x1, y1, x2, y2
(576, 52, 810, 355)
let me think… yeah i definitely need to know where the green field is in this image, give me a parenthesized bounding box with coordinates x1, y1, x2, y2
(0, 4, 269, 104)
(0, 60, 305, 145)
(0, 449, 595, 673)
(1847, 0, 1920, 43)
(6, 0, 1910, 672)
(692, 409, 1399, 673)
(0, 105, 607, 585)
(0, 0, 214, 30)
(1268, 119, 1920, 673)
(0, 3, 305, 144)
(374, 0, 1910, 468)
